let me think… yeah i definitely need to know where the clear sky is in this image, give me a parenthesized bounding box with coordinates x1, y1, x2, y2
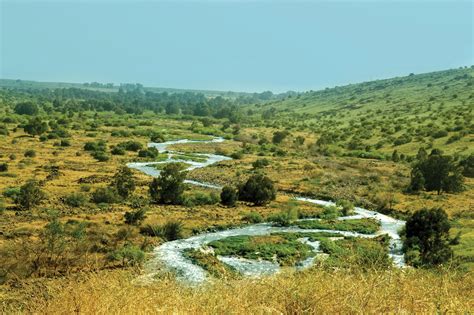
(1, 0, 472, 93)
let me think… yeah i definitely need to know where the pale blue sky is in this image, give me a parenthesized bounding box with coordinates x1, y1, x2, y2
(1, 0, 472, 92)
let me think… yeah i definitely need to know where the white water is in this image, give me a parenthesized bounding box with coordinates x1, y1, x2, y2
(128, 137, 405, 284)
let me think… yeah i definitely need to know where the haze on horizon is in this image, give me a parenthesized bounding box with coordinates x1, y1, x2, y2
(1, 0, 472, 93)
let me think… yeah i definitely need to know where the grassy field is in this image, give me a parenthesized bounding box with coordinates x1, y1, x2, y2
(0, 67, 473, 312)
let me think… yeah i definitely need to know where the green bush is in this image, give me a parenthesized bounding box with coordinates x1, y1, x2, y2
(24, 150, 36, 158)
(238, 174, 276, 206)
(91, 187, 120, 204)
(161, 221, 184, 241)
(111, 146, 126, 155)
(117, 140, 143, 152)
(0, 163, 8, 172)
(241, 211, 263, 223)
(220, 186, 237, 207)
(124, 208, 147, 225)
(91, 151, 110, 162)
(107, 245, 145, 266)
(64, 192, 88, 207)
(15, 180, 45, 210)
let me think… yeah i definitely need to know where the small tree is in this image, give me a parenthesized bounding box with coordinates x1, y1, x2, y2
(149, 163, 187, 204)
(15, 180, 45, 210)
(220, 186, 237, 207)
(408, 149, 464, 194)
(23, 117, 48, 137)
(403, 208, 455, 266)
(111, 167, 135, 199)
(391, 150, 400, 162)
(238, 174, 276, 206)
(272, 130, 289, 144)
(14, 101, 39, 115)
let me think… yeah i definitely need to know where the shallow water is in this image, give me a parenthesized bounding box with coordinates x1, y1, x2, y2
(128, 137, 405, 284)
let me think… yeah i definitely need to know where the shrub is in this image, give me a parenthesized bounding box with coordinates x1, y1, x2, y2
(91, 187, 120, 204)
(117, 140, 143, 152)
(111, 167, 135, 199)
(220, 186, 237, 207)
(23, 117, 48, 137)
(252, 158, 270, 169)
(403, 208, 455, 267)
(124, 208, 147, 225)
(408, 149, 464, 194)
(161, 221, 184, 241)
(139, 224, 162, 237)
(60, 139, 71, 147)
(242, 211, 263, 223)
(230, 151, 243, 159)
(0, 163, 8, 172)
(320, 205, 341, 219)
(91, 151, 110, 162)
(3, 187, 21, 199)
(111, 146, 126, 155)
(24, 150, 36, 158)
(14, 102, 39, 115)
(149, 163, 187, 205)
(150, 133, 165, 143)
(138, 147, 159, 158)
(183, 191, 219, 207)
(268, 208, 298, 227)
(238, 174, 276, 206)
(64, 192, 88, 207)
(15, 180, 45, 210)
(272, 130, 289, 144)
(84, 140, 107, 152)
(107, 245, 145, 266)
(336, 199, 354, 216)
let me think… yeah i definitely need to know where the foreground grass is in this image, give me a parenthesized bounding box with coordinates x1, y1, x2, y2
(2, 267, 472, 313)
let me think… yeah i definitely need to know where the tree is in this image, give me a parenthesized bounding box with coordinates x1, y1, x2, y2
(14, 102, 39, 115)
(272, 130, 289, 144)
(459, 154, 474, 178)
(220, 186, 237, 207)
(391, 150, 400, 162)
(238, 174, 276, 206)
(111, 167, 135, 199)
(23, 117, 48, 137)
(149, 163, 187, 204)
(408, 150, 464, 194)
(403, 208, 454, 266)
(15, 180, 45, 210)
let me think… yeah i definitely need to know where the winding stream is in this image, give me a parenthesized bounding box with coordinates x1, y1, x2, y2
(128, 137, 405, 284)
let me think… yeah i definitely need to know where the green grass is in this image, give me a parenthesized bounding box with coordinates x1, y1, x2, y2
(171, 153, 207, 163)
(318, 235, 392, 269)
(208, 235, 315, 266)
(295, 218, 380, 234)
(183, 249, 239, 279)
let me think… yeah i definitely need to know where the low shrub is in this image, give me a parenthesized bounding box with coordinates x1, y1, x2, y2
(91, 187, 120, 204)
(242, 211, 263, 223)
(64, 192, 88, 207)
(24, 150, 36, 158)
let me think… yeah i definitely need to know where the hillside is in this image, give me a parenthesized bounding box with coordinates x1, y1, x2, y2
(250, 66, 473, 156)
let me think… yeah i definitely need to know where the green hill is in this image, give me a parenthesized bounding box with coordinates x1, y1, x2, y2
(251, 66, 473, 156)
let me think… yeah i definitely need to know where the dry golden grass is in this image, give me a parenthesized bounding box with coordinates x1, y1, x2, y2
(2, 267, 472, 314)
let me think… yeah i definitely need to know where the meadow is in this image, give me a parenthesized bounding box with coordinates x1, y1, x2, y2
(0, 66, 473, 312)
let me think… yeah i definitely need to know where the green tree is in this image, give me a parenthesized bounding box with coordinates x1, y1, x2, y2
(15, 180, 45, 210)
(220, 186, 237, 207)
(409, 150, 464, 194)
(23, 117, 48, 137)
(14, 101, 39, 115)
(111, 167, 135, 199)
(403, 208, 455, 266)
(149, 163, 187, 204)
(391, 150, 400, 162)
(238, 174, 276, 206)
(272, 130, 289, 144)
